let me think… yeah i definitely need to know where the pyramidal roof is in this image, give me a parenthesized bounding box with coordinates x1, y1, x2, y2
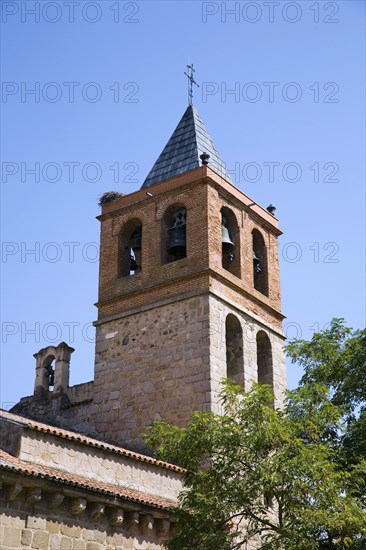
(141, 105, 232, 189)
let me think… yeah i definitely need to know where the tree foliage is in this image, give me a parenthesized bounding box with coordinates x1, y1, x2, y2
(145, 319, 366, 549)
(287, 318, 366, 468)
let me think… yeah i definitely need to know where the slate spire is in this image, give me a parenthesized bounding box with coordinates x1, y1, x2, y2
(141, 105, 232, 189)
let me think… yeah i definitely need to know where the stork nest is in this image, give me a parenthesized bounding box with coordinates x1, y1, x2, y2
(98, 191, 124, 206)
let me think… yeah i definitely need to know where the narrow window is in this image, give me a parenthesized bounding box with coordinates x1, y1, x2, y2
(252, 229, 268, 296)
(225, 314, 244, 388)
(118, 219, 142, 277)
(256, 331, 273, 389)
(221, 207, 240, 278)
(162, 205, 187, 264)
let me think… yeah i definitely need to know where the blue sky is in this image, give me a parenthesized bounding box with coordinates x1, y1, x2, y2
(1, 0, 365, 407)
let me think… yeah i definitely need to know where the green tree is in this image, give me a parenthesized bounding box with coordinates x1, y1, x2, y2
(287, 318, 366, 469)
(145, 320, 366, 550)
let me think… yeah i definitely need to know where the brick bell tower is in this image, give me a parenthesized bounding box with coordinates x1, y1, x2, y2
(93, 104, 286, 451)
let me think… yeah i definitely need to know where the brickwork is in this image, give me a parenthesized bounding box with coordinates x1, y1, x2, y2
(209, 277, 283, 329)
(97, 181, 209, 306)
(97, 272, 210, 320)
(206, 183, 282, 313)
(97, 171, 282, 322)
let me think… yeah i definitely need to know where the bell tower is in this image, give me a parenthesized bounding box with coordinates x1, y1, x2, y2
(93, 105, 286, 450)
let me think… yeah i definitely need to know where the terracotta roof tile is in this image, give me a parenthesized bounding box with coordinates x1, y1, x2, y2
(0, 409, 184, 474)
(0, 448, 176, 510)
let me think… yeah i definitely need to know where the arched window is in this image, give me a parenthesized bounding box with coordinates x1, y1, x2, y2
(221, 207, 241, 278)
(118, 219, 142, 278)
(256, 331, 273, 389)
(42, 356, 55, 392)
(162, 204, 187, 264)
(252, 229, 268, 296)
(225, 314, 244, 388)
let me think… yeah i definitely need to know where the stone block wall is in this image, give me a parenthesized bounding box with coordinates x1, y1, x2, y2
(17, 429, 182, 502)
(11, 382, 96, 438)
(208, 294, 287, 411)
(0, 410, 180, 550)
(93, 294, 211, 450)
(0, 504, 167, 550)
(93, 287, 286, 451)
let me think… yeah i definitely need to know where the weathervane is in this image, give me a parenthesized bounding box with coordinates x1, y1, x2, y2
(184, 63, 199, 106)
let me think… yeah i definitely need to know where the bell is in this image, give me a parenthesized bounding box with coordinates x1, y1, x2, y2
(49, 370, 54, 387)
(46, 365, 54, 387)
(167, 226, 186, 257)
(222, 225, 235, 253)
(130, 255, 140, 271)
(130, 228, 142, 252)
(253, 251, 262, 274)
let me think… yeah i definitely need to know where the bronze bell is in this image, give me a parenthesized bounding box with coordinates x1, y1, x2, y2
(46, 364, 54, 387)
(130, 228, 142, 252)
(130, 255, 140, 271)
(253, 251, 262, 274)
(49, 370, 54, 387)
(222, 225, 235, 253)
(167, 226, 186, 258)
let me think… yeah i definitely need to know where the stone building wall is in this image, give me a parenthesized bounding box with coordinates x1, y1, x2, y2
(11, 382, 96, 439)
(0, 507, 166, 550)
(208, 294, 287, 412)
(0, 410, 181, 550)
(18, 432, 182, 502)
(93, 289, 286, 451)
(93, 294, 211, 450)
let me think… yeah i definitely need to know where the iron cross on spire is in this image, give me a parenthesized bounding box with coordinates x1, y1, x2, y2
(184, 63, 199, 106)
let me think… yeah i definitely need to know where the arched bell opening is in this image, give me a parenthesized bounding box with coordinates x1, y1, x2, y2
(42, 355, 55, 392)
(256, 330, 273, 396)
(252, 229, 268, 296)
(225, 314, 244, 388)
(221, 207, 241, 278)
(118, 219, 142, 278)
(162, 204, 187, 264)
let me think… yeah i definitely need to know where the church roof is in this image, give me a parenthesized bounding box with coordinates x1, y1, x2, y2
(0, 448, 177, 510)
(0, 409, 184, 474)
(141, 105, 232, 188)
